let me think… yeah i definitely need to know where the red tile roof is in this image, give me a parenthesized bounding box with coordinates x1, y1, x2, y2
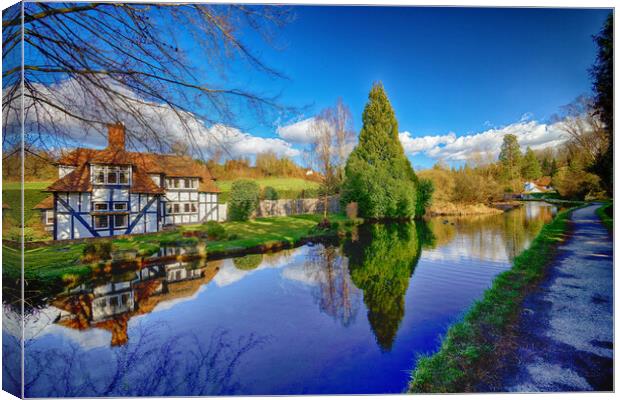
(57, 149, 219, 193)
(47, 164, 92, 192)
(33, 196, 54, 209)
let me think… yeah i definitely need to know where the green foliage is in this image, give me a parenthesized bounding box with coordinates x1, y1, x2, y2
(416, 179, 434, 217)
(552, 165, 602, 200)
(228, 179, 260, 221)
(344, 222, 432, 350)
(233, 254, 263, 270)
(521, 147, 542, 180)
(590, 13, 613, 195)
(82, 241, 113, 263)
(203, 221, 227, 240)
(262, 186, 279, 200)
(498, 134, 522, 181)
(342, 83, 418, 219)
(409, 208, 573, 393)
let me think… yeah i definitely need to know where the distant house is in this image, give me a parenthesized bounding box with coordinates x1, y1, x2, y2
(36, 122, 221, 240)
(522, 176, 556, 199)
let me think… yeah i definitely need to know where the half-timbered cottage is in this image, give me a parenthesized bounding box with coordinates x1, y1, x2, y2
(36, 122, 220, 240)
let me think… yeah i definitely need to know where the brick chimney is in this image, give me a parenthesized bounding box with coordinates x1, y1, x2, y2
(107, 122, 125, 149)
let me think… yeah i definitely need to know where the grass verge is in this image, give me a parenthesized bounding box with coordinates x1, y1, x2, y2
(596, 202, 613, 233)
(408, 207, 574, 393)
(4, 213, 358, 292)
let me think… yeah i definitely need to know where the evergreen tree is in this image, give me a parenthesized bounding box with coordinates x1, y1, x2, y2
(342, 83, 418, 219)
(550, 158, 559, 177)
(590, 12, 613, 195)
(522, 147, 542, 180)
(498, 134, 522, 182)
(541, 156, 551, 176)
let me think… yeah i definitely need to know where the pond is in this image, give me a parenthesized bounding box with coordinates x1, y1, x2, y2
(3, 202, 558, 397)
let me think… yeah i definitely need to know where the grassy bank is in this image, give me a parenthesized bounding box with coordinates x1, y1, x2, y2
(2, 181, 52, 223)
(4, 213, 356, 288)
(408, 207, 574, 393)
(596, 202, 613, 233)
(217, 177, 319, 203)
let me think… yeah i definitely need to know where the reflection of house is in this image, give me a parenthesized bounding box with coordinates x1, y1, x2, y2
(55, 259, 219, 346)
(36, 122, 220, 240)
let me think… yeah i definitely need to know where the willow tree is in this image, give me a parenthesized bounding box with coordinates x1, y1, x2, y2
(3, 2, 293, 157)
(342, 83, 418, 219)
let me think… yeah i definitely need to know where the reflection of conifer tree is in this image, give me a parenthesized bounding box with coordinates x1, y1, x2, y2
(343, 222, 430, 351)
(304, 246, 361, 327)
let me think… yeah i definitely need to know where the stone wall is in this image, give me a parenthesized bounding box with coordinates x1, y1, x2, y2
(254, 196, 340, 218)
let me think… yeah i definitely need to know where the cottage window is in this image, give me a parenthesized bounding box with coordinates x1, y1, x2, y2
(184, 179, 191, 188)
(119, 169, 129, 184)
(114, 214, 128, 229)
(94, 215, 109, 229)
(113, 203, 127, 211)
(94, 202, 108, 211)
(110, 296, 119, 307)
(191, 203, 197, 213)
(95, 169, 105, 184)
(121, 293, 129, 305)
(173, 203, 180, 214)
(92, 165, 130, 185)
(45, 210, 54, 225)
(184, 203, 190, 213)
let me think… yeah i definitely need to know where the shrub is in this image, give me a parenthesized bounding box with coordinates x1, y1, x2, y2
(228, 179, 260, 221)
(82, 240, 113, 263)
(227, 233, 240, 241)
(203, 221, 226, 240)
(263, 186, 279, 200)
(416, 178, 434, 217)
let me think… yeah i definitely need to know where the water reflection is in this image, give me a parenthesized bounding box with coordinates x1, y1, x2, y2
(343, 222, 429, 350)
(303, 245, 361, 327)
(3, 202, 559, 396)
(53, 260, 219, 346)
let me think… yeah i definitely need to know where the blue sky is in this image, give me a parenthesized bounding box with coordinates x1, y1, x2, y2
(27, 5, 611, 169)
(227, 6, 610, 168)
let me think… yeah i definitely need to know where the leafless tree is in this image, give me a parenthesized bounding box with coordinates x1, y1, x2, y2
(309, 99, 355, 220)
(553, 96, 608, 167)
(3, 2, 294, 157)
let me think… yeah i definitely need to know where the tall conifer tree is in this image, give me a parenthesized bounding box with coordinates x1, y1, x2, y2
(342, 83, 418, 218)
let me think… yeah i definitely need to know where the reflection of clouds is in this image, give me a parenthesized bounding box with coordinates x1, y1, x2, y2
(213, 248, 306, 287)
(150, 284, 209, 313)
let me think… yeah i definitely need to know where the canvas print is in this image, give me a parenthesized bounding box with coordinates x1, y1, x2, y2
(1, 2, 614, 398)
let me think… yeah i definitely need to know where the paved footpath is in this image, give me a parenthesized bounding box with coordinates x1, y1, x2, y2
(498, 204, 613, 392)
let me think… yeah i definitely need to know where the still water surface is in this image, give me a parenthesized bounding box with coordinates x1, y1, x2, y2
(4, 202, 557, 397)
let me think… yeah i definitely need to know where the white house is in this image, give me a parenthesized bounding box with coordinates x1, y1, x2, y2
(34, 122, 221, 240)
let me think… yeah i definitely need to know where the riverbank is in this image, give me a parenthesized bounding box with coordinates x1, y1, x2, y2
(408, 206, 575, 393)
(488, 204, 613, 391)
(596, 202, 613, 232)
(427, 201, 511, 216)
(3, 213, 360, 291)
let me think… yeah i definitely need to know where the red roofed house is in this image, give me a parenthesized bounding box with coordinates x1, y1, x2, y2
(35, 122, 220, 240)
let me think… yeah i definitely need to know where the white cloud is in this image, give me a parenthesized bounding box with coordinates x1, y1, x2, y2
(21, 78, 300, 159)
(400, 119, 570, 162)
(399, 131, 456, 155)
(276, 118, 318, 144)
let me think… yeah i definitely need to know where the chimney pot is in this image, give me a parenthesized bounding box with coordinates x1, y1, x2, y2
(107, 122, 125, 150)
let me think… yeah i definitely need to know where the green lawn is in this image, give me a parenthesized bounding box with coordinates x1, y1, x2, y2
(217, 177, 319, 202)
(4, 213, 354, 293)
(2, 181, 53, 224)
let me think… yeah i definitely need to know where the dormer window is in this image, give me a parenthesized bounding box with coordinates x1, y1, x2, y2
(92, 165, 130, 185)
